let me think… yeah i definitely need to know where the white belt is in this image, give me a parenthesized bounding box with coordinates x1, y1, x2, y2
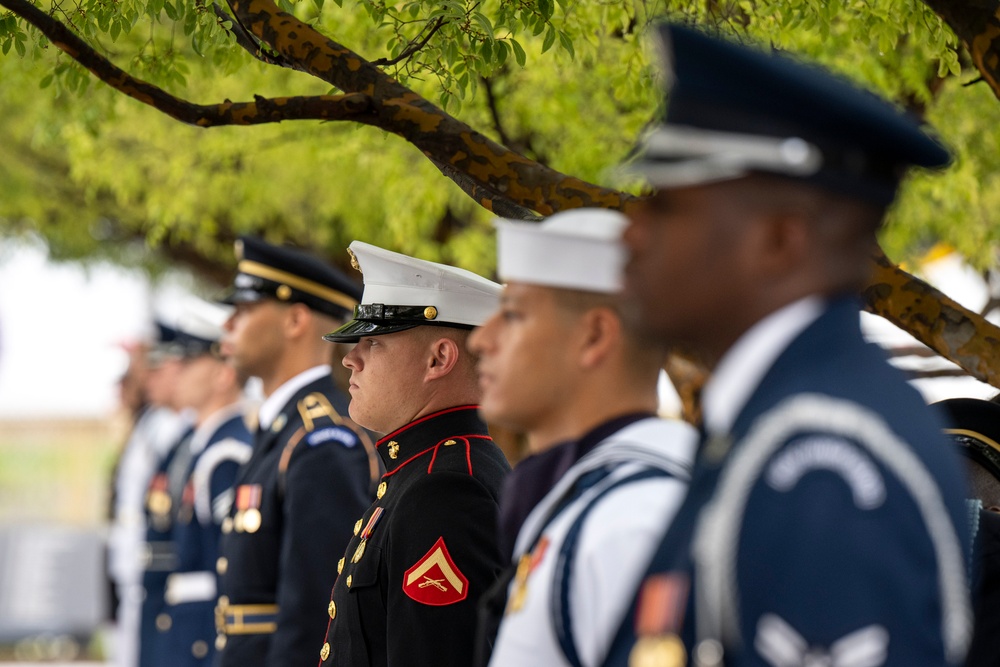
(165, 571, 217, 605)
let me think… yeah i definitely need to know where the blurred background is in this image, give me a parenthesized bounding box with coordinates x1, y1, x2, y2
(5, 0, 1000, 663)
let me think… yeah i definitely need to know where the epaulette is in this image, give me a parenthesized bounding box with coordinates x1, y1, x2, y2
(297, 392, 344, 432)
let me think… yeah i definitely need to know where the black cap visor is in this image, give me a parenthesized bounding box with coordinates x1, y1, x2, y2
(323, 318, 419, 343)
(219, 287, 268, 306)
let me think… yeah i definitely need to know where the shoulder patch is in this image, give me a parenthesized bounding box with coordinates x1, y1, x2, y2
(765, 436, 885, 510)
(297, 392, 344, 432)
(306, 425, 359, 448)
(402, 537, 469, 606)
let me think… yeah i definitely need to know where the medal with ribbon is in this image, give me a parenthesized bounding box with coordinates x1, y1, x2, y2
(352, 507, 384, 563)
(234, 484, 263, 533)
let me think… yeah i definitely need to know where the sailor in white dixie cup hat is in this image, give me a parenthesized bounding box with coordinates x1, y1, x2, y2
(320, 241, 512, 667)
(470, 209, 697, 667)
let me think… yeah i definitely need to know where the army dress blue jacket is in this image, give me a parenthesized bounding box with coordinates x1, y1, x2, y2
(603, 296, 972, 667)
(319, 405, 511, 667)
(215, 371, 378, 667)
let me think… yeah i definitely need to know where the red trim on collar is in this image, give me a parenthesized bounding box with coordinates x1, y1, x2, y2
(376, 405, 480, 448)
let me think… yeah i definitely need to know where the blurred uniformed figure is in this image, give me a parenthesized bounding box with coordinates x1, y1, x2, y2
(933, 398, 1000, 667)
(148, 300, 254, 667)
(601, 24, 971, 667)
(139, 323, 198, 667)
(318, 242, 511, 667)
(213, 237, 379, 667)
(109, 325, 190, 667)
(470, 209, 697, 667)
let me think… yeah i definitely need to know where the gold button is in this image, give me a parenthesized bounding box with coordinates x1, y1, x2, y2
(320, 642, 331, 661)
(221, 517, 233, 534)
(216, 557, 228, 575)
(346, 575, 352, 587)
(191, 640, 209, 658)
(444, 439, 456, 446)
(156, 613, 172, 631)
(424, 306, 438, 320)
(353, 519, 362, 535)
(376, 482, 387, 499)
(337, 557, 345, 574)
(218, 595, 230, 607)
(328, 600, 337, 619)
(215, 635, 227, 651)
(277, 284, 292, 300)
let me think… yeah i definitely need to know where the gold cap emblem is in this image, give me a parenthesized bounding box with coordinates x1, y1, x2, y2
(276, 284, 292, 300)
(348, 248, 361, 272)
(424, 306, 438, 320)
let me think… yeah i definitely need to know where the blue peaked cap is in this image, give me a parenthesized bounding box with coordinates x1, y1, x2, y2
(625, 23, 951, 205)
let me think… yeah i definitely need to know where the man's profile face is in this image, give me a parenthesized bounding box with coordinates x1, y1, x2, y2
(146, 356, 184, 410)
(173, 354, 220, 412)
(220, 300, 285, 380)
(468, 283, 581, 443)
(622, 183, 752, 355)
(341, 328, 429, 434)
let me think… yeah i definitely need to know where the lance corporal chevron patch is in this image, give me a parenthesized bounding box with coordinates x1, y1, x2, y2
(402, 537, 469, 606)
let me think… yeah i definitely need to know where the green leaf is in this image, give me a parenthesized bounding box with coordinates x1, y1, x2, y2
(511, 37, 526, 67)
(558, 30, 574, 59)
(541, 25, 555, 53)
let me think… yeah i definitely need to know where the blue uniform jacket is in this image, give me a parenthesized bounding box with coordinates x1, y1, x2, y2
(139, 424, 195, 667)
(214, 373, 379, 667)
(603, 296, 972, 667)
(150, 408, 252, 667)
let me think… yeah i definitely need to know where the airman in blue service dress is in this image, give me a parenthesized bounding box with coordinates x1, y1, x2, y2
(318, 241, 511, 667)
(600, 24, 972, 667)
(213, 237, 380, 667)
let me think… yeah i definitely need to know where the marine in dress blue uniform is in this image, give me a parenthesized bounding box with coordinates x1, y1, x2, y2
(213, 237, 380, 667)
(601, 24, 971, 667)
(149, 302, 254, 667)
(318, 241, 511, 667)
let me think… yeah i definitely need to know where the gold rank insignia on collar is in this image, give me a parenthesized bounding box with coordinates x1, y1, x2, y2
(388, 441, 399, 459)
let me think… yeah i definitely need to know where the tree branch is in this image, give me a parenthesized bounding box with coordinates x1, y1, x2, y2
(864, 249, 1000, 388)
(921, 0, 1000, 100)
(0, 0, 374, 126)
(371, 16, 445, 68)
(222, 0, 635, 215)
(210, 2, 302, 70)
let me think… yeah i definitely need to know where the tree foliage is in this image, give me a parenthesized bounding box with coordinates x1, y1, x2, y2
(4, 0, 1000, 402)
